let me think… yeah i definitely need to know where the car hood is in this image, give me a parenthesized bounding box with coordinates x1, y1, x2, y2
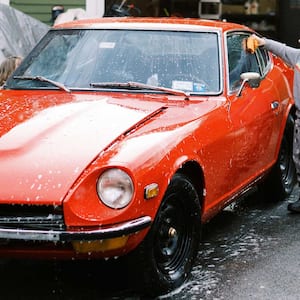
(0, 92, 167, 205)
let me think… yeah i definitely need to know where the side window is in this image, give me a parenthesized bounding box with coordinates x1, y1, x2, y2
(227, 33, 260, 91)
(256, 47, 271, 76)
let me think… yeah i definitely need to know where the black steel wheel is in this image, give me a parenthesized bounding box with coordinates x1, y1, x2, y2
(278, 134, 296, 195)
(260, 114, 297, 201)
(131, 173, 201, 296)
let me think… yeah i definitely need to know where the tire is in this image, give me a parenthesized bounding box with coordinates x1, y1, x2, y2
(260, 114, 297, 201)
(130, 173, 202, 296)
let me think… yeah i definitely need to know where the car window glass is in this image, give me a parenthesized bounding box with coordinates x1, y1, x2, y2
(24, 33, 80, 81)
(256, 47, 270, 76)
(8, 29, 221, 95)
(227, 33, 260, 91)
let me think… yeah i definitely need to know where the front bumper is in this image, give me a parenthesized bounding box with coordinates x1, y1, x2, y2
(0, 216, 152, 242)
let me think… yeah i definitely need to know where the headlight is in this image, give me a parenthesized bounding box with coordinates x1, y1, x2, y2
(97, 168, 133, 209)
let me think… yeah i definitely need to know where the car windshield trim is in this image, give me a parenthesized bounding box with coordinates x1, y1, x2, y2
(7, 29, 222, 95)
(90, 81, 190, 99)
(13, 76, 71, 92)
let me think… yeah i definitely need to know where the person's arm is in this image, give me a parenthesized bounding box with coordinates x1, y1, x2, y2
(251, 34, 300, 67)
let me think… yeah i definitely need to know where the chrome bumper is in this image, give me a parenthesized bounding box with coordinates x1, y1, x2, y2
(0, 216, 152, 242)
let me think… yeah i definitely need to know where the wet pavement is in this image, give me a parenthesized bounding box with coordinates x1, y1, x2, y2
(1, 187, 300, 300)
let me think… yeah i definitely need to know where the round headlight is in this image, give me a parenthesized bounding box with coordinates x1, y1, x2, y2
(97, 168, 134, 209)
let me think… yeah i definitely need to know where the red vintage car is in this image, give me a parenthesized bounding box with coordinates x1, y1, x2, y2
(0, 17, 296, 295)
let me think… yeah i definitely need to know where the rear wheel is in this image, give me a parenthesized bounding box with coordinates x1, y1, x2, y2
(130, 173, 201, 296)
(260, 114, 297, 201)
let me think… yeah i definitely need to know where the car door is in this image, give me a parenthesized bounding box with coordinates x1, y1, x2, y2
(226, 32, 285, 190)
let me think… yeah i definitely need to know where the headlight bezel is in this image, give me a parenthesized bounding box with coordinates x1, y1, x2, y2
(96, 168, 134, 209)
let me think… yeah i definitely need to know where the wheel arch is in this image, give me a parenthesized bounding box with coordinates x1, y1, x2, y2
(258, 104, 297, 201)
(279, 104, 295, 152)
(283, 104, 295, 138)
(272, 104, 296, 162)
(176, 160, 205, 211)
(289, 104, 296, 119)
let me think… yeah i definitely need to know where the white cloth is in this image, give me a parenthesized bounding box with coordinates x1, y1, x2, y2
(54, 8, 88, 25)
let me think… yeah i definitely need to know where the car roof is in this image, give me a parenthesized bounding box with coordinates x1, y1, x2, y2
(53, 17, 250, 33)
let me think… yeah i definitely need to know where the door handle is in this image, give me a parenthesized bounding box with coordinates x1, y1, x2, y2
(271, 101, 279, 110)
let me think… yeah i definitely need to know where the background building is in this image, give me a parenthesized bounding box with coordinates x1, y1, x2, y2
(0, 0, 298, 46)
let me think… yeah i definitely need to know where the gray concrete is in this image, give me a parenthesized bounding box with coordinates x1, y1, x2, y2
(164, 187, 300, 300)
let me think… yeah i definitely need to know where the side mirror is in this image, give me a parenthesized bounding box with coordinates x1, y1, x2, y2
(237, 72, 261, 97)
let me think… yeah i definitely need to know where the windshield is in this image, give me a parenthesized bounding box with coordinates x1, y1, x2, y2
(6, 29, 221, 95)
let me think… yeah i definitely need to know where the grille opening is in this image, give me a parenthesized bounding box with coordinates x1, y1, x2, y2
(0, 204, 65, 230)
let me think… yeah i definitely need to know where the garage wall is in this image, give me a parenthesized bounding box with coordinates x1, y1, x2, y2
(10, 0, 85, 25)
(278, 0, 300, 47)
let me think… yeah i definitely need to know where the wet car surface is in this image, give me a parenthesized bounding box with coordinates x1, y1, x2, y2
(0, 17, 297, 296)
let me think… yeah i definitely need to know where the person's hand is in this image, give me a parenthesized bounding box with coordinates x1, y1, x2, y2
(250, 34, 266, 46)
(243, 34, 265, 54)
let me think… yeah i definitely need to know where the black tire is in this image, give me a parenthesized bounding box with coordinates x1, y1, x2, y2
(260, 114, 297, 201)
(130, 173, 201, 297)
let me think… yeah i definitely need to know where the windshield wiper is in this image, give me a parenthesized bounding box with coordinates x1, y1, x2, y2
(90, 81, 190, 99)
(13, 76, 70, 93)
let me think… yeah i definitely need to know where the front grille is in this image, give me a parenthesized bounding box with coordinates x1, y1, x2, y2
(0, 204, 65, 231)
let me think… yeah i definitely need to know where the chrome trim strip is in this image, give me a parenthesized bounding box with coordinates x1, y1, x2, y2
(0, 216, 152, 242)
